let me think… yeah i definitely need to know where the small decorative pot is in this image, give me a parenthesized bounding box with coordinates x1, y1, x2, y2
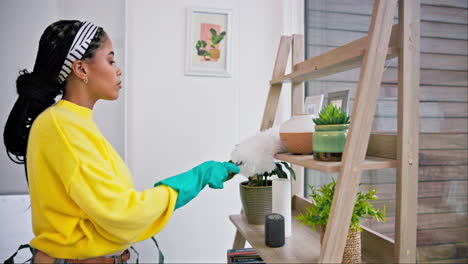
(239, 181, 272, 225)
(209, 49, 220, 59)
(320, 226, 361, 264)
(279, 114, 315, 154)
(313, 124, 349, 161)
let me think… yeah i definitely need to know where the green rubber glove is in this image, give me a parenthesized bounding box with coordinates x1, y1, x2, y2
(154, 161, 240, 210)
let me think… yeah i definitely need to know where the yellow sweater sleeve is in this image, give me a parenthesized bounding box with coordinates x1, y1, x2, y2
(68, 164, 177, 244)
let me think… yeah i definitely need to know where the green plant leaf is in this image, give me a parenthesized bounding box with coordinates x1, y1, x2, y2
(313, 103, 350, 125)
(246, 161, 296, 186)
(275, 163, 288, 179)
(281, 162, 296, 181)
(210, 28, 217, 37)
(296, 179, 386, 232)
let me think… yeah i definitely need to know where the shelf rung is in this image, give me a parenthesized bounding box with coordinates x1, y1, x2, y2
(270, 24, 399, 84)
(275, 154, 397, 173)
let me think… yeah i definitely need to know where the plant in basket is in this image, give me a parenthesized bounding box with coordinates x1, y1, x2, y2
(312, 103, 350, 161)
(296, 179, 386, 263)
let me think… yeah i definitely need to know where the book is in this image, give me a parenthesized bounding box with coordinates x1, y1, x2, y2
(227, 248, 256, 254)
(227, 248, 264, 264)
(231, 255, 264, 263)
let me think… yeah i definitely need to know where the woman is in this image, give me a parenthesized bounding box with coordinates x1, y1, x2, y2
(3, 20, 239, 263)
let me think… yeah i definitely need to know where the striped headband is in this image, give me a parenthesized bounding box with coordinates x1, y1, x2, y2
(58, 21, 99, 84)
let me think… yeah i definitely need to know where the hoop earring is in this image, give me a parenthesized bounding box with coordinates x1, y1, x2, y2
(83, 77, 88, 85)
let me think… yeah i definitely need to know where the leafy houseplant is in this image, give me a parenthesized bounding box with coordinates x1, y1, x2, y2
(297, 179, 386, 263)
(227, 161, 296, 186)
(195, 40, 208, 56)
(231, 161, 296, 225)
(312, 103, 351, 161)
(229, 127, 295, 224)
(245, 161, 296, 186)
(208, 28, 226, 59)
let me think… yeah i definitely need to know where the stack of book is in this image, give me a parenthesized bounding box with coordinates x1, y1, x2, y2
(226, 248, 264, 263)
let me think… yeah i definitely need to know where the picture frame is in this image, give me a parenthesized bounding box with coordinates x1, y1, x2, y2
(185, 7, 232, 77)
(304, 94, 324, 117)
(327, 90, 350, 113)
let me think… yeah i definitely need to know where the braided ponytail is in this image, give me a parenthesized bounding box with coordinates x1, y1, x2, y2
(3, 20, 106, 181)
(4, 70, 60, 163)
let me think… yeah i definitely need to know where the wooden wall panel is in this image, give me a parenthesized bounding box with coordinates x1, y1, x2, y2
(419, 165, 468, 181)
(371, 118, 468, 132)
(370, 196, 467, 216)
(306, 82, 468, 102)
(364, 213, 468, 233)
(362, 180, 467, 200)
(417, 243, 468, 262)
(306, 0, 468, 16)
(304, 0, 467, 262)
(308, 32, 468, 55)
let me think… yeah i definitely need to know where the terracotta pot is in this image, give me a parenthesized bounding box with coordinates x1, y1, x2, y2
(279, 114, 315, 154)
(239, 180, 272, 225)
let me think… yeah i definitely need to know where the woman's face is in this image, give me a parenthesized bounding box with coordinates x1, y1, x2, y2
(84, 36, 122, 100)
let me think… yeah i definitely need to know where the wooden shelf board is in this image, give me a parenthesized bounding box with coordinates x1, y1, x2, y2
(275, 153, 397, 173)
(270, 24, 399, 84)
(229, 211, 321, 264)
(229, 195, 395, 263)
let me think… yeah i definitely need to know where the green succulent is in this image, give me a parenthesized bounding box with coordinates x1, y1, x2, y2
(313, 103, 350, 125)
(209, 28, 226, 48)
(296, 179, 386, 232)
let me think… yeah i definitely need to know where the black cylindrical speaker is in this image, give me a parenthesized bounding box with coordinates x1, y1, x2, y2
(265, 213, 285, 247)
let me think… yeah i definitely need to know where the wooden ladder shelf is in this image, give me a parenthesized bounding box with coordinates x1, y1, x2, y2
(230, 0, 420, 263)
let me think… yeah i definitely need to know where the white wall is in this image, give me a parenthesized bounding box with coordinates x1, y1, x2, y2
(125, 0, 295, 262)
(0, 0, 126, 194)
(1, 0, 302, 262)
(0, 0, 61, 194)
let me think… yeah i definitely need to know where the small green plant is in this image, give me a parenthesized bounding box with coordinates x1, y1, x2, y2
(248, 162, 296, 186)
(209, 28, 226, 48)
(226, 161, 296, 186)
(296, 179, 386, 232)
(313, 103, 350, 125)
(195, 40, 209, 56)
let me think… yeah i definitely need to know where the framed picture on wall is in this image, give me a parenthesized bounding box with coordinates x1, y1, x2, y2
(185, 7, 232, 77)
(327, 90, 350, 113)
(304, 94, 324, 117)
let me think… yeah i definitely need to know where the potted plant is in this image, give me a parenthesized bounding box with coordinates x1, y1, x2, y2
(229, 127, 295, 225)
(195, 40, 207, 56)
(195, 40, 211, 61)
(237, 161, 295, 225)
(312, 103, 350, 161)
(296, 179, 386, 264)
(208, 28, 226, 60)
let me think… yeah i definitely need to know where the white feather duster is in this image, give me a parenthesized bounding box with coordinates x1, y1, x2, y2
(230, 126, 286, 177)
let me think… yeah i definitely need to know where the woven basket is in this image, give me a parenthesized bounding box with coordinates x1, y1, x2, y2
(320, 227, 361, 264)
(239, 181, 272, 225)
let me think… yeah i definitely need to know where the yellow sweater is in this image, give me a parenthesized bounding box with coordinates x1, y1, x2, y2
(27, 100, 177, 259)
